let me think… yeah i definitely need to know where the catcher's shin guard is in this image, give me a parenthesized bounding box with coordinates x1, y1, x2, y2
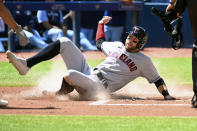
(192, 47, 197, 90)
(192, 46, 197, 108)
(56, 78, 74, 95)
(192, 94, 197, 108)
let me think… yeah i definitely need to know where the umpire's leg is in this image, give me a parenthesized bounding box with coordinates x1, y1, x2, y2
(192, 42, 197, 107)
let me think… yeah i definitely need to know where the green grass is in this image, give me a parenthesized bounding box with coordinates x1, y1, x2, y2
(0, 61, 53, 87)
(87, 59, 104, 68)
(0, 59, 104, 87)
(0, 58, 195, 130)
(0, 115, 197, 131)
(152, 58, 192, 85)
(0, 57, 192, 87)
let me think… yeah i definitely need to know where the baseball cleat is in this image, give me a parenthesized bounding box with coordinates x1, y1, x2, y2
(0, 99, 8, 107)
(6, 50, 29, 75)
(15, 25, 28, 46)
(164, 95, 176, 100)
(191, 94, 197, 108)
(56, 78, 74, 95)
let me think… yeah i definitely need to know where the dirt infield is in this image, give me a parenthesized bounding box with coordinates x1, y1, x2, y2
(1, 48, 197, 116)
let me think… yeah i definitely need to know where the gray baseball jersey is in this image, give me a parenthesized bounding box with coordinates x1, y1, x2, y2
(95, 41, 161, 92)
(59, 37, 160, 94)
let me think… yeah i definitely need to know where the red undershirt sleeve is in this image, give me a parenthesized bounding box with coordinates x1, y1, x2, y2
(96, 22, 105, 41)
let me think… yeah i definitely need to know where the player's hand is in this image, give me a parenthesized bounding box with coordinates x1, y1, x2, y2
(166, 3, 174, 12)
(99, 16, 112, 24)
(166, 3, 181, 17)
(164, 95, 176, 100)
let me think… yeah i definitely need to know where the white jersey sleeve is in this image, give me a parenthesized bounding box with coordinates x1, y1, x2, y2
(141, 57, 160, 83)
(101, 41, 123, 56)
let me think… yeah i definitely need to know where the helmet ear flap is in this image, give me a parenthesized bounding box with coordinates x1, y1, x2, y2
(137, 33, 148, 49)
(136, 42, 144, 50)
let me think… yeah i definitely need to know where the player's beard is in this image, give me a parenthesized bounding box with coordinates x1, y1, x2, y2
(125, 43, 139, 53)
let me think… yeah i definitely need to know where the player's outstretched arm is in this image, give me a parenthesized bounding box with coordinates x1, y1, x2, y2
(95, 16, 112, 50)
(154, 78, 176, 100)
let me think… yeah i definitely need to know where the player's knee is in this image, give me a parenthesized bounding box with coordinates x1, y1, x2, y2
(59, 37, 74, 47)
(59, 37, 71, 44)
(63, 70, 79, 85)
(59, 37, 78, 53)
(64, 69, 77, 79)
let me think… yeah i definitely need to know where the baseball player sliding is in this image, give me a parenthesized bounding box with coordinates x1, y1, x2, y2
(6, 16, 175, 100)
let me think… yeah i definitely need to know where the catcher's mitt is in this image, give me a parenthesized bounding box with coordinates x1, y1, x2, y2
(152, 7, 184, 50)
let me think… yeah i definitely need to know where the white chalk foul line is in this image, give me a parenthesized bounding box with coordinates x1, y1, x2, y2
(89, 100, 191, 107)
(101, 103, 191, 106)
(89, 100, 110, 105)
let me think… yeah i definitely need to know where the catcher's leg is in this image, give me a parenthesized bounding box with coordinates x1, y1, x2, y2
(192, 45, 197, 108)
(192, 94, 197, 108)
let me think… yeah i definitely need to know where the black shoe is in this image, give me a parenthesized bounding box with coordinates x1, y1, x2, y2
(191, 94, 197, 108)
(56, 78, 74, 95)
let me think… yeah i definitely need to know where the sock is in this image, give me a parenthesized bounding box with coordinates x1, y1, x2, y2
(26, 40, 60, 68)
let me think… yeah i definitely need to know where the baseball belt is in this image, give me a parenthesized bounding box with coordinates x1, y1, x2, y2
(94, 68, 108, 89)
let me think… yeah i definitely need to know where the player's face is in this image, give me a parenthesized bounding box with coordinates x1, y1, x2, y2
(125, 34, 140, 52)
